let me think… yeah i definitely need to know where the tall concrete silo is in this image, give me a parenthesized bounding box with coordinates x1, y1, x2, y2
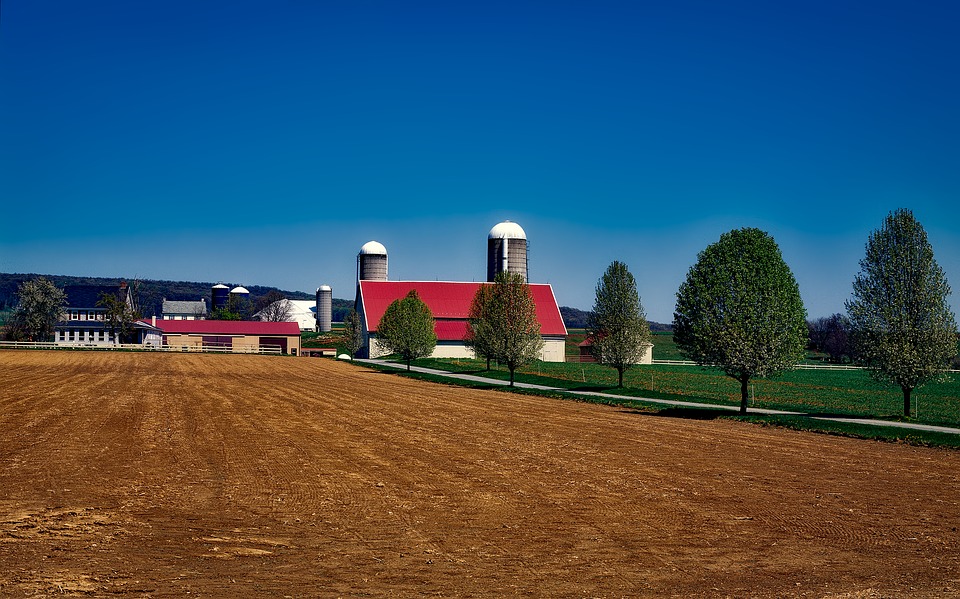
(316, 285, 332, 332)
(487, 221, 528, 282)
(211, 283, 229, 311)
(358, 241, 388, 281)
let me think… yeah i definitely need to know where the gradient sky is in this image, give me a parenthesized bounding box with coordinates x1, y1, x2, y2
(1, 1, 957, 323)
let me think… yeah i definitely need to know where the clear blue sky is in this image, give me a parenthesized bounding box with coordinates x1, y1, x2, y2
(1, 1, 957, 323)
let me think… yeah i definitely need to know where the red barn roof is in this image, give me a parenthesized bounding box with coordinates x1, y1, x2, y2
(142, 319, 301, 336)
(357, 281, 567, 341)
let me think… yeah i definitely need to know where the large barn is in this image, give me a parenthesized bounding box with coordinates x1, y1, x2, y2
(352, 221, 567, 361)
(355, 280, 567, 361)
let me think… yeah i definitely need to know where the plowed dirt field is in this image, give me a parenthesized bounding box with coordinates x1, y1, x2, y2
(1, 350, 959, 598)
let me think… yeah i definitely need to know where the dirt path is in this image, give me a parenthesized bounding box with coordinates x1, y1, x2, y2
(1, 350, 959, 597)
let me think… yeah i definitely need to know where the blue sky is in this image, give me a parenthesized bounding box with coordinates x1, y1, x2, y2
(1, 1, 957, 323)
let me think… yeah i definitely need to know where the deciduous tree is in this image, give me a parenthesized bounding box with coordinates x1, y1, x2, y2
(465, 284, 496, 370)
(376, 290, 437, 370)
(481, 271, 544, 386)
(255, 290, 293, 322)
(98, 283, 142, 344)
(8, 277, 66, 341)
(674, 228, 807, 413)
(343, 308, 363, 358)
(588, 261, 651, 388)
(846, 209, 957, 418)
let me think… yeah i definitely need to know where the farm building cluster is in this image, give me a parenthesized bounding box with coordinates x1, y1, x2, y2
(50, 220, 652, 362)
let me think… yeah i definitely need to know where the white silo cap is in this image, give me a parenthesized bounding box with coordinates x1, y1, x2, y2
(359, 240, 388, 255)
(488, 220, 527, 240)
(212, 283, 229, 289)
(317, 285, 332, 292)
(230, 286, 250, 294)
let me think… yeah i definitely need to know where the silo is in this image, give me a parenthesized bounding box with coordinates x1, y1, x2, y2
(358, 241, 388, 281)
(487, 221, 528, 282)
(316, 285, 332, 332)
(211, 283, 230, 311)
(230, 285, 250, 297)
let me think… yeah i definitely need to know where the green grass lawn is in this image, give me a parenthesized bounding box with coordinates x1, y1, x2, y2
(412, 357, 960, 427)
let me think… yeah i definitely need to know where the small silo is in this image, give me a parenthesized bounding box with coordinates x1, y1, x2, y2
(358, 241, 388, 281)
(487, 220, 528, 282)
(211, 283, 230, 311)
(230, 285, 250, 297)
(316, 285, 332, 332)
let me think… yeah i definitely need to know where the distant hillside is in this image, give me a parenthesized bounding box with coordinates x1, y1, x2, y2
(559, 305, 672, 331)
(0, 273, 355, 320)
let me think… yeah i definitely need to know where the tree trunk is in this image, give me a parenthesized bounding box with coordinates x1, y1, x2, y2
(740, 377, 749, 414)
(509, 367, 515, 387)
(406, 357, 411, 371)
(486, 356, 491, 371)
(903, 386, 912, 418)
(617, 367, 624, 388)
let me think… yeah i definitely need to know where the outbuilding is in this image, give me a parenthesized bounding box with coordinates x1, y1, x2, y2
(144, 319, 302, 355)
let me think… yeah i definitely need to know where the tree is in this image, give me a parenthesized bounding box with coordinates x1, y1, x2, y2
(375, 290, 437, 370)
(588, 261, 652, 388)
(465, 284, 497, 370)
(255, 290, 293, 322)
(846, 209, 957, 418)
(480, 271, 544, 387)
(8, 277, 66, 341)
(674, 228, 807, 413)
(98, 283, 141, 344)
(808, 314, 852, 363)
(343, 308, 364, 358)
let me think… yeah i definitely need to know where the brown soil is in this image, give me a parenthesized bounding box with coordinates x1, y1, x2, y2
(1, 350, 959, 598)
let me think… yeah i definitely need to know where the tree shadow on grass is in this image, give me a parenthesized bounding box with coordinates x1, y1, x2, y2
(621, 407, 736, 421)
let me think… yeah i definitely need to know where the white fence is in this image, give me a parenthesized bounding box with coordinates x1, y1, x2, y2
(0, 341, 283, 355)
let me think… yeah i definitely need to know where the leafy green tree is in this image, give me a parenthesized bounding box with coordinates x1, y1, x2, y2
(376, 290, 437, 370)
(483, 271, 544, 386)
(98, 285, 142, 344)
(465, 284, 497, 370)
(588, 261, 652, 388)
(846, 209, 957, 418)
(343, 308, 364, 358)
(674, 228, 807, 413)
(8, 277, 67, 341)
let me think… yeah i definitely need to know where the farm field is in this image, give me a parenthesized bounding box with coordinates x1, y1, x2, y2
(2, 351, 960, 597)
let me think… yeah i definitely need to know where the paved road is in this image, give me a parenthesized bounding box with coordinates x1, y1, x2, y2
(362, 359, 960, 436)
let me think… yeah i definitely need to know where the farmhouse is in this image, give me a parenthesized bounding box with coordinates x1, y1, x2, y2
(144, 318, 301, 355)
(161, 298, 207, 320)
(355, 280, 567, 361)
(55, 282, 160, 346)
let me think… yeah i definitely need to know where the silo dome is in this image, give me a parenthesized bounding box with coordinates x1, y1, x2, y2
(488, 220, 527, 240)
(359, 240, 388, 255)
(317, 284, 332, 292)
(230, 286, 250, 294)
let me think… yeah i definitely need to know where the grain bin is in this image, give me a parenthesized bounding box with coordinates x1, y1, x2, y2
(358, 241, 388, 281)
(487, 221, 528, 282)
(316, 285, 332, 332)
(211, 283, 230, 311)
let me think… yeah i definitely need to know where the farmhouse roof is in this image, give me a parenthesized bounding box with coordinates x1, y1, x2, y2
(357, 280, 567, 341)
(63, 285, 123, 309)
(162, 299, 207, 316)
(143, 319, 301, 336)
